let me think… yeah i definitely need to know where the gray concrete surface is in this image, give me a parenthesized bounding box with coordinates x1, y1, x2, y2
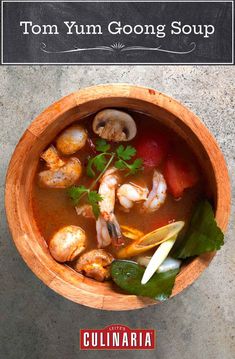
(0, 66, 234, 359)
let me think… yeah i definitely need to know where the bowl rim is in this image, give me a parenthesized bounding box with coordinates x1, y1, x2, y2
(5, 83, 231, 310)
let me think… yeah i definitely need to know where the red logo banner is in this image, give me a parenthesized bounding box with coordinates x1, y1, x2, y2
(80, 324, 156, 350)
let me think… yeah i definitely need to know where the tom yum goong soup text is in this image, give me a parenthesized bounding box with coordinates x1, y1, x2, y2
(33, 109, 224, 301)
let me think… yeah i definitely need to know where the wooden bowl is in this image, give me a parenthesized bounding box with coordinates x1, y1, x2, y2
(5, 84, 230, 310)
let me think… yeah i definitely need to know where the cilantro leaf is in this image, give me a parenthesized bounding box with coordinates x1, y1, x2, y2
(87, 158, 96, 178)
(93, 154, 107, 172)
(173, 200, 224, 259)
(88, 191, 103, 219)
(88, 191, 103, 204)
(116, 145, 136, 160)
(114, 159, 127, 170)
(88, 141, 142, 178)
(114, 158, 143, 176)
(68, 186, 102, 219)
(126, 158, 143, 176)
(87, 154, 108, 177)
(111, 260, 179, 301)
(67, 185, 88, 205)
(96, 139, 110, 153)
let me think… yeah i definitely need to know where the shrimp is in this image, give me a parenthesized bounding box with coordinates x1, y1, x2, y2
(96, 167, 123, 248)
(142, 170, 167, 212)
(117, 183, 149, 210)
(39, 145, 82, 188)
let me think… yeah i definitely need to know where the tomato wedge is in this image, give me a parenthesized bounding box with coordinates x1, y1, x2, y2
(164, 153, 199, 198)
(135, 132, 169, 168)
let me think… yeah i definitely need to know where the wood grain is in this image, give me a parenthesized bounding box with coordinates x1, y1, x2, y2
(5, 84, 231, 310)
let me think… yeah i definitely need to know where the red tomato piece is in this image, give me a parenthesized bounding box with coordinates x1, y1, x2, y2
(164, 154, 199, 198)
(135, 132, 169, 168)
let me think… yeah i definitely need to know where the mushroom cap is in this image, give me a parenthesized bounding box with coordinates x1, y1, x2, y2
(56, 125, 87, 155)
(92, 109, 137, 142)
(49, 225, 87, 262)
(38, 157, 82, 188)
(74, 249, 114, 281)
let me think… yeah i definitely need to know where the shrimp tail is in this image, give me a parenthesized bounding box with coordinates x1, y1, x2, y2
(96, 214, 124, 248)
(97, 167, 124, 247)
(96, 216, 111, 248)
(107, 214, 124, 247)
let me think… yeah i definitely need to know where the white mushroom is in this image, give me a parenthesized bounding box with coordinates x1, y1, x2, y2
(49, 225, 87, 262)
(56, 125, 87, 155)
(74, 249, 114, 281)
(93, 109, 137, 142)
(39, 146, 82, 188)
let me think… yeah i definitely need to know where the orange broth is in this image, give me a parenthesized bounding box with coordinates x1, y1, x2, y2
(32, 111, 204, 258)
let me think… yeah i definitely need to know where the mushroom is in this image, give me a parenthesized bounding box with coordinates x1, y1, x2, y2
(38, 145, 82, 188)
(49, 225, 87, 262)
(74, 249, 114, 281)
(56, 125, 87, 155)
(41, 145, 64, 170)
(92, 109, 137, 142)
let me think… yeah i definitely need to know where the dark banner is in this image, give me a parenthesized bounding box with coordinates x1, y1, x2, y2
(1, 1, 234, 64)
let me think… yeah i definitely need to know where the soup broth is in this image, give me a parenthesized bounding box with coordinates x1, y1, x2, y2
(32, 111, 204, 271)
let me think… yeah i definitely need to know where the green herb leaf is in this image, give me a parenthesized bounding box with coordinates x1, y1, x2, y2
(88, 191, 103, 204)
(173, 200, 224, 259)
(93, 153, 107, 172)
(126, 158, 143, 176)
(68, 186, 102, 218)
(116, 145, 136, 160)
(114, 158, 143, 176)
(88, 191, 103, 219)
(114, 159, 127, 170)
(87, 158, 96, 178)
(67, 185, 88, 205)
(96, 139, 110, 153)
(88, 141, 143, 178)
(111, 260, 179, 301)
(87, 154, 108, 177)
